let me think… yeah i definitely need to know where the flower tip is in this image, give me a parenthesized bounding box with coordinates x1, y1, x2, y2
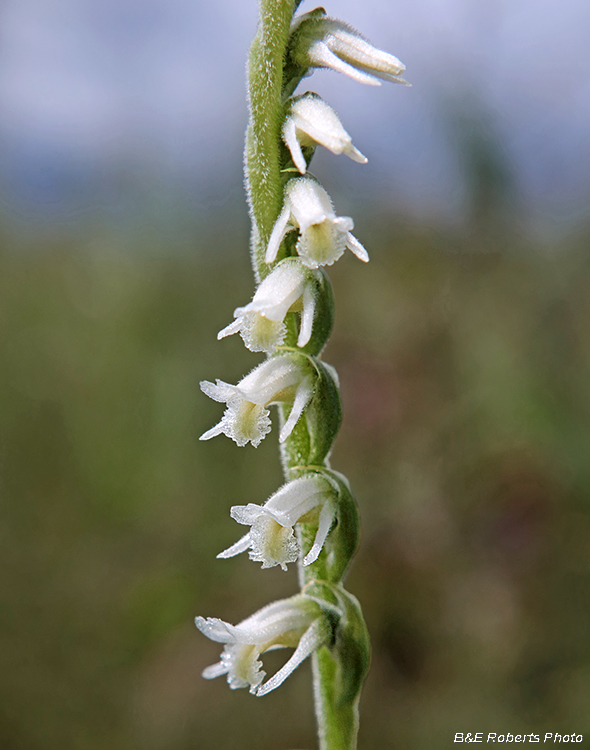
(302, 549, 319, 567)
(351, 149, 368, 165)
(199, 423, 223, 441)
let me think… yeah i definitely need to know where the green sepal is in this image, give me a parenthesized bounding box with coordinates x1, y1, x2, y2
(331, 587, 371, 708)
(323, 471, 360, 584)
(306, 359, 341, 464)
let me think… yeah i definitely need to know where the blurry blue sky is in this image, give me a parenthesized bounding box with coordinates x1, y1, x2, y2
(0, 0, 588, 234)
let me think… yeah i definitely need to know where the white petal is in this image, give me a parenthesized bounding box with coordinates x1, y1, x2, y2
(230, 503, 265, 525)
(200, 379, 238, 403)
(287, 177, 334, 231)
(343, 142, 368, 164)
(255, 618, 329, 697)
(217, 317, 243, 340)
(345, 232, 369, 262)
(234, 598, 317, 644)
(322, 18, 406, 78)
(266, 204, 292, 264)
(265, 475, 329, 521)
(239, 356, 308, 406)
(279, 374, 314, 442)
(249, 261, 307, 321)
(290, 95, 367, 164)
(217, 532, 252, 559)
(307, 41, 382, 86)
(283, 116, 307, 174)
(297, 280, 316, 347)
(202, 661, 229, 680)
(303, 500, 336, 566)
(199, 421, 225, 442)
(330, 29, 403, 74)
(195, 616, 238, 644)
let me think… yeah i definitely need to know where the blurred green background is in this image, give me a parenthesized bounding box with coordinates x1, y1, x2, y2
(2, 179, 590, 748)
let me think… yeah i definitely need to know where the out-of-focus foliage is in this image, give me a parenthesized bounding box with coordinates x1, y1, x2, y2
(1, 215, 589, 748)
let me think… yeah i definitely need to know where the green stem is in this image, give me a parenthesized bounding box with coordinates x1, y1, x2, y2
(246, 4, 362, 748)
(246, 0, 297, 281)
(312, 649, 360, 750)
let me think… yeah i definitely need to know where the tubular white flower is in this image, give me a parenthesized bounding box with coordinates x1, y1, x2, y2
(196, 595, 332, 695)
(199, 355, 314, 447)
(283, 92, 367, 174)
(266, 177, 369, 269)
(292, 11, 408, 87)
(218, 474, 337, 570)
(217, 259, 317, 353)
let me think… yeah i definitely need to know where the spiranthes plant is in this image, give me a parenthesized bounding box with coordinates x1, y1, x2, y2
(197, 3, 408, 748)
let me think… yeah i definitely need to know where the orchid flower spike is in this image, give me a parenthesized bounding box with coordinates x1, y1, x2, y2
(217, 259, 318, 353)
(218, 474, 337, 570)
(200, 355, 314, 447)
(266, 176, 368, 269)
(196, 594, 332, 695)
(283, 92, 367, 174)
(291, 9, 408, 87)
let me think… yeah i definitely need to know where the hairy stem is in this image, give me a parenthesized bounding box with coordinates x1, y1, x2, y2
(246, 0, 297, 282)
(312, 649, 360, 750)
(246, 5, 360, 749)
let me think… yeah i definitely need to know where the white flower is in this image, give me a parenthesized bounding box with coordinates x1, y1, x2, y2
(196, 595, 331, 695)
(291, 11, 408, 87)
(218, 474, 337, 570)
(199, 355, 314, 447)
(217, 259, 316, 353)
(283, 92, 367, 174)
(266, 177, 368, 269)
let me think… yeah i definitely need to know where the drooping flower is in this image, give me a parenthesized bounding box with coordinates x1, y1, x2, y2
(199, 355, 314, 447)
(266, 176, 368, 269)
(291, 10, 408, 87)
(217, 258, 317, 353)
(218, 474, 337, 570)
(283, 92, 367, 174)
(196, 594, 332, 695)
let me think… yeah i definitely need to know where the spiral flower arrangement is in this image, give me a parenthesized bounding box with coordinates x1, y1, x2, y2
(196, 4, 407, 748)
